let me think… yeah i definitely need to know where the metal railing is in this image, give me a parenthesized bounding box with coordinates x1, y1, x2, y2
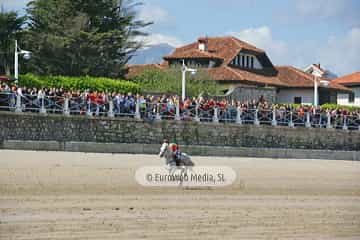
(0, 92, 359, 132)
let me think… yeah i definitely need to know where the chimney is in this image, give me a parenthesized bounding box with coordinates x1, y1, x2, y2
(198, 37, 208, 51)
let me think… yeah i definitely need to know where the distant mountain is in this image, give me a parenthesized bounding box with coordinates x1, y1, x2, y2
(129, 43, 174, 65)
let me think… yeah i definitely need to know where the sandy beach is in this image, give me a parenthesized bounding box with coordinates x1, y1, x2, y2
(0, 150, 359, 239)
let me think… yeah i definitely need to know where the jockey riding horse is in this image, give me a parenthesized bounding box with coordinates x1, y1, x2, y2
(159, 139, 194, 168)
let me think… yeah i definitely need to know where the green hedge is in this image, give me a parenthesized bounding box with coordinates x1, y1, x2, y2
(132, 68, 221, 97)
(321, 103, 360, 111)
(19, 74, 140, 93)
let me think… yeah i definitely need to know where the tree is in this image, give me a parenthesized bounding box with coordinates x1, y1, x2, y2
(132, 67, 222, 97)
(0, 9, 26, 75)
(24, 0, 151, 78)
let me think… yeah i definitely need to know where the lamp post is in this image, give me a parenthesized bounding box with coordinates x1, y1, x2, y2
(313, 75, 329, 107)
(14, 40, 31, 84)
(181, 60, 197, 101)
(314, 76, 318, 107)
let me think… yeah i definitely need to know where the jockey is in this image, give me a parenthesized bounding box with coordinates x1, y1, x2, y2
(159, 139, 194, 168)
(159, 139, 182, 166)
(169, 142, 182, 166)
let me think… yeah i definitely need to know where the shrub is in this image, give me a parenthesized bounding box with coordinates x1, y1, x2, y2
(132, 68, 221, 97)
(321, 103, 360, 111)
(19, 73, 140, 93)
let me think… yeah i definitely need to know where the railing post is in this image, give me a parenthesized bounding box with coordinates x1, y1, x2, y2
(108, 100, 114, 118)
(63, 98, 70, 116)
(155, 103, 162, 121)
(305, 111, 311, 128)
(15, 94, 22, 113)
(236, 106, 242, 124)
(39, 96, 46, 114)
(135, 99, 141, 120)
(326, 112, 332, 129)
(86, 100, 92, 117)
(254, 109, 260, 125)
(271, 109, 277, 126)
(288, 111, 294, 128)
(342, 115, 348, 130)
(175, 103, 181, 121)
(213, 106, 219, 123)
(194, 104, 200, 122)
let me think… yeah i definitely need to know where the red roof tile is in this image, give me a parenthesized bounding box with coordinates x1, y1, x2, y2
(164, 49, 222, 60)
(127, 36, 351, 92)
(276, 66, 350, 91)
(125, 64, 165, 79)
(332, 72, 360, 86)
(208, 66, 285, 86)
(164, 36, 264, 65)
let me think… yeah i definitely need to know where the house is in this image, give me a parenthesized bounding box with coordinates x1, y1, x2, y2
(126, 36, 349, 104)
(332, 72, 360, 106)
(304, 63, 338, 80)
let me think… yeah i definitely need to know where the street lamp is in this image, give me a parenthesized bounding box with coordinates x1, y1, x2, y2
(314, 75, 330, 107)
(181, 60, 197, 101)
(14, 40, 31, 84)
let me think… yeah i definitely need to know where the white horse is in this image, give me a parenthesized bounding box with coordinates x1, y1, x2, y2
(159, 143, 194, 167)
(159, 143, 195, 184)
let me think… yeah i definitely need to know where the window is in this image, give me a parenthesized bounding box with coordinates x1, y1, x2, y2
(349, 92, 355, 103)
(294, 97, 302, 104)
(251, 57, 254, 68)
(236, 55, 240, 65)
(246, 56, 249, 68)
(242, 55, 245, 66)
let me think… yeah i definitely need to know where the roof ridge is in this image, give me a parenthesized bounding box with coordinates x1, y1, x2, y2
(229, 36, 265, 52)
(286, 65, 315, 81)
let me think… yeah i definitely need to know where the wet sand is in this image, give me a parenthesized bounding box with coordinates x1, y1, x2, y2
(0, 150, 359, 239)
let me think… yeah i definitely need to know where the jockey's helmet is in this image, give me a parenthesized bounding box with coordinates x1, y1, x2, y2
(169, 143, 178, 152)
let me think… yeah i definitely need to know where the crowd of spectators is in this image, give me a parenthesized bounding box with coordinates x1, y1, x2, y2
(1, 82, 360, 129)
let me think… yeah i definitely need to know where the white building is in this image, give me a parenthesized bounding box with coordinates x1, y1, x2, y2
(127, 37, 350, 105)
(332, 72, 360, 106)
(304, 63, 338, 80)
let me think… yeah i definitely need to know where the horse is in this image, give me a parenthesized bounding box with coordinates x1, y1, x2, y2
(159, 143, 194, 167)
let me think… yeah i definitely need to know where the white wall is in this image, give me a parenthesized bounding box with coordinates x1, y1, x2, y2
(337, 87, 360, 106)
(276, 88, 314, 104)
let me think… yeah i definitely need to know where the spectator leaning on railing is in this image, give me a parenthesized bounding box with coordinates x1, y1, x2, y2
(0, 82, 359, 130)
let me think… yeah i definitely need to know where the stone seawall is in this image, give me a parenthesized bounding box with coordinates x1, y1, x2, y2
(0, 112, 359, 159)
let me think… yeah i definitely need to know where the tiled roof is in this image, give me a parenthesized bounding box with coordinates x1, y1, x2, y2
(164, 36, 264, 65)
(207, 65, 349, 90)
(164, 49, 222, 60)
(276, 66, 350, 91)
(332, 72, 360, 86)
(208, 66, 285, 86)
(126, 36, 351, 92)
(125, 64, 165, 79)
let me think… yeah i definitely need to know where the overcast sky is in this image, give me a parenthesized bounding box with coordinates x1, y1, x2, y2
(1, 0, 359, 76)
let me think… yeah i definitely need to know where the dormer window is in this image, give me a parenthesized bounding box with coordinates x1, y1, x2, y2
(231, 53, 262, 70)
